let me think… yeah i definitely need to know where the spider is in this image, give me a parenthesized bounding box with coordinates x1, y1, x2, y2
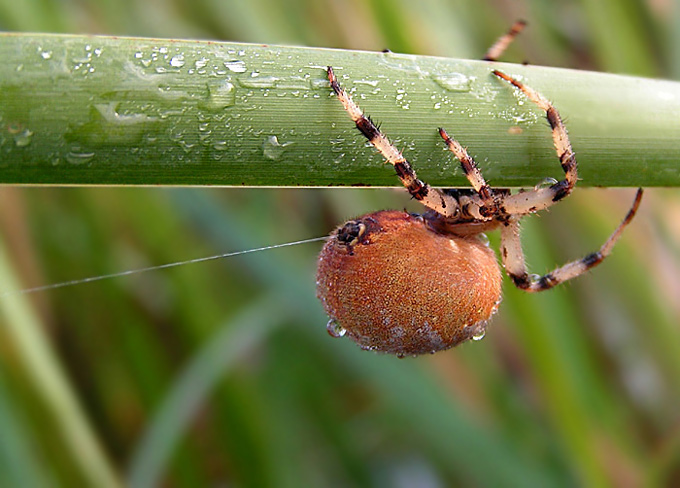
(316, 24, 643, 357)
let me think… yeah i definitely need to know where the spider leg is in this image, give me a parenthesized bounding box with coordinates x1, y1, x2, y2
(327, 66, 460, 217)
(483, 20, 527, 62)
(492, 70, 578, 215)
(438, 127, 497, 217)
(436, 21, 527, 217)
(501, 189, 643, 292)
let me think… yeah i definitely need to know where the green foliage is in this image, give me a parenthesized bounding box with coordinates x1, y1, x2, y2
(0, 1, 679, 488)
(2, 33, 680, 187)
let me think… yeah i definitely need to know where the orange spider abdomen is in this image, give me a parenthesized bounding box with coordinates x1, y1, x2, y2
(316, 210, 502, 356)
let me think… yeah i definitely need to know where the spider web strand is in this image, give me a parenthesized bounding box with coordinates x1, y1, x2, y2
(1, 236, 328, 298)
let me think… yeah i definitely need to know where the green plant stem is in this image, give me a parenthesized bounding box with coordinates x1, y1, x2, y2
(0, 236, 121, 488)
(1, 32, 679, 187)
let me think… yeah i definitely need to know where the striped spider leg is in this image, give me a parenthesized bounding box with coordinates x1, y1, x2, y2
(439, 69, 643, 291)
(483, 20, 527, 62)
(326, 66, 464, 218)
(317, 32, 642, 355)
(325, 64, 642, 292)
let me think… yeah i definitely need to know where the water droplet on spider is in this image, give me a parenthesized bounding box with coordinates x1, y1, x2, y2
(326, 319, 346, 338)
(534, 177, 559, 191)
(262, 135, 292, 160)
(224, 60, 247, 73)
(477, 233, 490, 247)
(472, 330, 486, 341)
(432, 73, 473, 92)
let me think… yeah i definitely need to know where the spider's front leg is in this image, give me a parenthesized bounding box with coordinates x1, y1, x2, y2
(438, 127, 499, 218)
(326, 66, 460, 218)
(491, 70, 578, 215)
(483, 20, 527, 62)
(501, 189, 643, 291)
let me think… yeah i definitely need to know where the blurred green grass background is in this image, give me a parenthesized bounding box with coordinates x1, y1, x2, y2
(1, 0, 680, 487)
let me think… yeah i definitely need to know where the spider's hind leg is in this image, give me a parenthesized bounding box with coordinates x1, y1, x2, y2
(501, 189, 643, 292)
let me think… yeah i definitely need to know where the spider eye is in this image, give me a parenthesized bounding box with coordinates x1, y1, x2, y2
(336, 220, 366, 246)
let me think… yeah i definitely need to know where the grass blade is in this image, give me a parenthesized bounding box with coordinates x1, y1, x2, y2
(1, 33, 679, 187)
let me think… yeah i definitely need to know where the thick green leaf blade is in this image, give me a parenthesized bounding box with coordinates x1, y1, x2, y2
(1, 32, 679, 187)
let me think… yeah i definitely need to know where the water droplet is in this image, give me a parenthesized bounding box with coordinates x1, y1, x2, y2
(472, 330, 486, 341)
(239, 75, 278, 89)
(355, 78, 380, 87)
(326, 319, 346, 338)
(224, 60, 247, 73)
(169, 55, 185, 68)
(66, 150, 95, 165)
(534, 177, 559, 191)
(262, 135, 292, 160)
(177, 140, 195, 154)
(432, 73, 472, 92)
(40, 50, 53, 60)
(205, 81, 236, 109)
(13, 128, 33, 147)
(477, 233, 490, 246)
(275, 76, 311, 90)
(310, 77, 330, 90)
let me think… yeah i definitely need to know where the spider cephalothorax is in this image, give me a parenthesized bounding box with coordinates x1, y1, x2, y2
(316, 26, 643, 357)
